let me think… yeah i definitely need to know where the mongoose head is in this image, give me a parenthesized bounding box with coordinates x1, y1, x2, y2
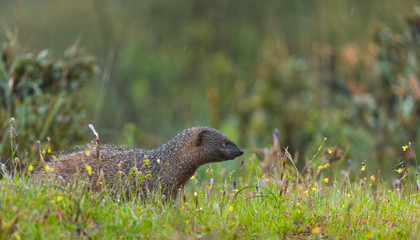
(192, 127, 244, 164)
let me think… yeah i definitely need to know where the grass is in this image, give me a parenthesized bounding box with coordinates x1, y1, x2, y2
(1, 125, 419, 239)
(1, 159, 419, 239)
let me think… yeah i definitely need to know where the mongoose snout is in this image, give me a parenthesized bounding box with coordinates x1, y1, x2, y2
(225, 144, 244, 160)
(216, 141, 244, 160)
(32, 126, 244, 200)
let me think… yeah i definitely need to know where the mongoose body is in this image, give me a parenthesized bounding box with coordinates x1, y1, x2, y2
(32, 127, 244, 199)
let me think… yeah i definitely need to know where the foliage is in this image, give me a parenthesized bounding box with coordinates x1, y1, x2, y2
(0, 34, 99, 168)
(236, 14, 420, 171)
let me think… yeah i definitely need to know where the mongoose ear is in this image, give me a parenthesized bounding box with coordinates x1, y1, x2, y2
(195, 130, 209, 146)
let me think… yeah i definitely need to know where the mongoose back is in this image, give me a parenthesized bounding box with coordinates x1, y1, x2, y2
(32, 127, 244, 200)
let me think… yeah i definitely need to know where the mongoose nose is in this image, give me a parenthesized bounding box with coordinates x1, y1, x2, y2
(238, 147, 244, 155)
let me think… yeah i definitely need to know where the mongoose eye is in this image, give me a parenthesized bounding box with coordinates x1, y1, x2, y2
(222, 142, 227, 148)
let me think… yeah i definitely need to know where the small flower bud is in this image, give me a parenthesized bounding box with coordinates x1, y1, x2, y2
(340, 170, 347, 179)
(88, 124, 99, 138)
(394, 179, 401, 188)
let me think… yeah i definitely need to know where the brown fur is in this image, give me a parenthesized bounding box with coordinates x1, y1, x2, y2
(32, 127, 243, 200)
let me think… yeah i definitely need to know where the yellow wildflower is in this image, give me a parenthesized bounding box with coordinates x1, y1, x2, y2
(57, 196, 63, 201)
(408, 141, 411, 146)
(395, 168, 402, 173)
(296, 202, 300, 206)
(311, 227, 321, 234)
(42, 149, 46, 155)
(157, 159, 160, 163)
(191, 176, 195, 180)
(323, 178, 329, 183)
(323, 163, 330, 168)
(312, 187, 317, 192)
(229, 205, 234, 212)
(370, 175, 375, 181)
(43, 165, 54, 173)
(265, 178, 269, 182)
(85, 151, 90, 156)
(28, 165, 33, 171)
(193, 192, 198, 197)
(85, 165, 92, 175)
(328, 149, 332, 154)
(402, 145, 408, 151)
(47, 148, 51, 154)
(318, 166, 323, 170)
(324, 137, 327, 141)
(361, 166, 366, 171)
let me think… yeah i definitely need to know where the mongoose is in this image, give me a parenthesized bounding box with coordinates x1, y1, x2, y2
(32, 127, 244, 200)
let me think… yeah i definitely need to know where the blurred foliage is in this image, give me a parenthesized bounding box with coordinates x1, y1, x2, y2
(1, 0, 420, 175)
(114, 2, 420, 172)
(239, 17, 420, 170)
(0, 33, 99, 167)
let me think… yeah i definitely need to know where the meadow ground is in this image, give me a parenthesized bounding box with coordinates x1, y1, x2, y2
(1, 125, 419, 239)
(1, 156, 419, 239)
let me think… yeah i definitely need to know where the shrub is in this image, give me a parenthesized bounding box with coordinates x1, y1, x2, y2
(0, 33, 99, 171)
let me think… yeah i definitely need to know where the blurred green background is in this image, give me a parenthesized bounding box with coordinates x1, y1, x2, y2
(1, 0, 420, 175)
